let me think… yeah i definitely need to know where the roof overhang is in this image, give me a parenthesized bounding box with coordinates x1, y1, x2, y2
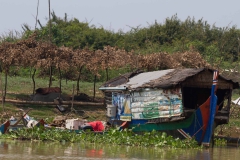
(99, 86, 127, 91)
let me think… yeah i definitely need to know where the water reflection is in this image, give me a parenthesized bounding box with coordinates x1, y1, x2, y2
(0, 140, 239, 160)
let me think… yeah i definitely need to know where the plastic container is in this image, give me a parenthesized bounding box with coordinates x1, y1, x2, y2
(65, 119, 85, 130)
(107, 105, 117, 117)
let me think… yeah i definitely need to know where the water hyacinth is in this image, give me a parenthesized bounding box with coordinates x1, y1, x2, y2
(214, 138, 227, 146)
(0, 127, 201, 149)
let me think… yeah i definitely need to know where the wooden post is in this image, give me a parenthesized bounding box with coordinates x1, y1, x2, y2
(58, 67, 62, 98)
(71, 84, 75, 112)
(35, 0, 39, 29)
(0, 71, 4, 112)
(93, 75, 96, 101)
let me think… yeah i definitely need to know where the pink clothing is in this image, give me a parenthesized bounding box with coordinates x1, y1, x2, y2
(87, 121, 104, 131)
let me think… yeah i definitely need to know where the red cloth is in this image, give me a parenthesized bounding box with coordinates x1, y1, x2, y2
(87, 121, 104, 131)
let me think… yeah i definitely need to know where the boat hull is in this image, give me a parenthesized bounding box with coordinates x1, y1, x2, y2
(0, 121, 10, 134)
(127, 95, 217, 145)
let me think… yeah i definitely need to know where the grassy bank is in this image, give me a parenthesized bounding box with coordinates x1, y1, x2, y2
(0, 75, 105, 123)
(4, 75, 104, 98)
(0, 75, 240, 140)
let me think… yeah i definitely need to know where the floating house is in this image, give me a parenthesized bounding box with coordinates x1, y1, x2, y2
(99, 68, 239, 146)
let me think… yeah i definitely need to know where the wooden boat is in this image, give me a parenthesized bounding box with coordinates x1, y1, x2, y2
(99, 68, 239, 147)
(1, 108, 45, 134)
(5, 118, 45, 133)
(0, 121, 10, 134)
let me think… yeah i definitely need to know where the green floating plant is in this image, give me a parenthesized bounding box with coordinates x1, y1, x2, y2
(214, 138, 227, 146)
(0, 127, 201, 149)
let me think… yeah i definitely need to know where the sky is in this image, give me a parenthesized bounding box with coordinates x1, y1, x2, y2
(1, 0, 240, 35)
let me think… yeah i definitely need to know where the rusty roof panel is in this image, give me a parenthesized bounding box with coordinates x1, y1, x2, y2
(101, 68, 239, 90)
(146, 68, 205, 88)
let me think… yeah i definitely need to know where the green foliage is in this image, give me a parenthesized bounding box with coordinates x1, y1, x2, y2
(0, 128, 201, 149)
(22, 12, 120, 50)
(0, 31, 23, 43)
(5, 12, 240, 78)
(21, 12, 240, 57)
(214, 138, 227, 146)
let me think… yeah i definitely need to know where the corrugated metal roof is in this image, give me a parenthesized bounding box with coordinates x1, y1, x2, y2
(101, 68, 239, 90)
(119, 69, 174, 89)
(102, 69, 143, 87)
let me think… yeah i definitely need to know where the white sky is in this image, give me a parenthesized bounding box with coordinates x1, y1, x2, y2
(1, 0, 240, 35)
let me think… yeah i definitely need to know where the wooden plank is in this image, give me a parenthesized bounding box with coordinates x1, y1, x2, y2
(214, 116, 229, 120)
(11, 108, 32, 127)
(0, 99, 104, 106)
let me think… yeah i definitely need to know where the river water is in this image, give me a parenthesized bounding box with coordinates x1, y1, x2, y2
(0, 140, 239, 160)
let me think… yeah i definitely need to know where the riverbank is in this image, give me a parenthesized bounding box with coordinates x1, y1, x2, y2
(0, 75, 105, 123)
(1, 97, 240, 142)
(0, 75, 239, 146)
